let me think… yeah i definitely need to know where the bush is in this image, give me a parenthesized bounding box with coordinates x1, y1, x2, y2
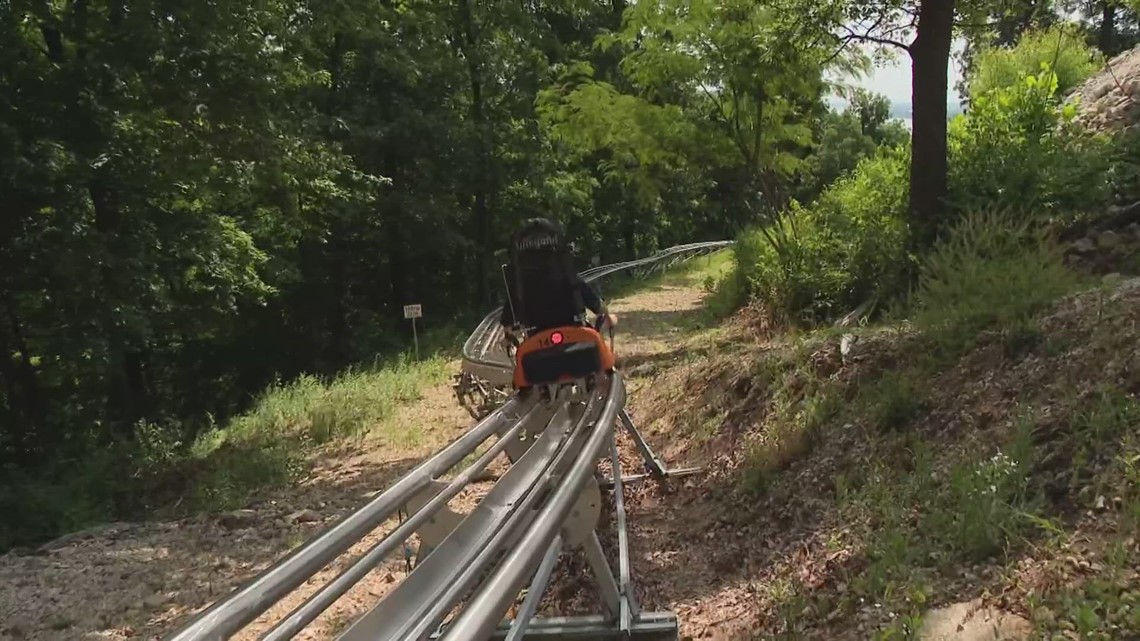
(967, 25, 1102, 102)
(735, 146, 911, 325)
(907, 207, 1082, 361)
(0, 353, 451, 550)
(861, 370, 932, 432)
(949, 68, 1113, 223)
(726, 43, 1106, 328)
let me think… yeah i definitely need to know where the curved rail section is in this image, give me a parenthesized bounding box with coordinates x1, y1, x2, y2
(166, 242, 732, 641)
(460, 241, 731, 389)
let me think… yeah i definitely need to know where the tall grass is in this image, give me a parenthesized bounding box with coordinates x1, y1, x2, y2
(0, 352, 452, 550)
(906, 207, 1083, 363)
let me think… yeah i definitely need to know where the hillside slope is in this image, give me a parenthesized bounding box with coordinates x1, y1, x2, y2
(0, 256, 733, 641)
(594, 275, 1140, 639)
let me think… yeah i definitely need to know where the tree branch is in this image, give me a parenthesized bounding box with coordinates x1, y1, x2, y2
(839, 21, 911, 53)
(840, 29, 911, 53)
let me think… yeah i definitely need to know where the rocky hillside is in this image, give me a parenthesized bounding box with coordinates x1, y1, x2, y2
(1073, 44, 1140, 132)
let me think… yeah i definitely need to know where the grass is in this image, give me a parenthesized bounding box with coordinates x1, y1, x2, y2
(741, 365, 841, 495)
(857, 370, 932, 433)
(906, 207, 1084, 365)
(597, 249, 736, 316)
(712, 209, 1140, 636)
(0, 350, 454, 550)
(753, 380, 1138, 636)
(164, 353, 452, 513)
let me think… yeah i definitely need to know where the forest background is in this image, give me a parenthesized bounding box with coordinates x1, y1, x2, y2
(2, 0, 1136, 549)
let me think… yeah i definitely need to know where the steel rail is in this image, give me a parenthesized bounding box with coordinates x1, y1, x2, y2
(337, 377, 615, 641)
(395, 382, 617, 641)
(165, 394, 534, 641)
(503, 534, 564, 641)
(258, 399, 550, 641)
(609, 433, 635, 633)
(461, 241, 731, 386)
(439, 374, 628, 641)
(169, 243, 724, 641)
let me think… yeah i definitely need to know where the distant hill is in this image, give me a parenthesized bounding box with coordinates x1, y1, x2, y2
(826, 96, 964, 121)
(888, 101, 964, 119)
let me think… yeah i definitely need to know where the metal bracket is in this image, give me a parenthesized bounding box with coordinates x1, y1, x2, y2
(429, 430, 681, 641)
(604, 410, 703, 485)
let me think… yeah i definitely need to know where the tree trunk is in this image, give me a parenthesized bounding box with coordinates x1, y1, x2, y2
(90, 179, 146, 434)
(457, 0, 491, 307)
(0, 291, 49, 454)
(622, 215, 636, 259)
(1099, 1, 1117, 55)
(908, 0, 956, 248)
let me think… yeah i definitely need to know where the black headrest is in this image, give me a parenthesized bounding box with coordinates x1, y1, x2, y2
(512, 218, 565, 253)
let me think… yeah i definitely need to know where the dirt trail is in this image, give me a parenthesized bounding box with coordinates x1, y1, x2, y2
(0, 266, 721, 641)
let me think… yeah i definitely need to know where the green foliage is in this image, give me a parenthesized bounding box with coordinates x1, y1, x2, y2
(0, 353, 448, 549)
(729, 48, 1114, 327)
(736, 146, 911, 324)
(544, 0, 857, 233)
(967, 25, 1102, 101)
(799, 91, 910, 202)
(2, 0, 721, 547)
(949, 68, 1113, 221)
(908, 207, 1082, 361)
(860, 370, 932, 432)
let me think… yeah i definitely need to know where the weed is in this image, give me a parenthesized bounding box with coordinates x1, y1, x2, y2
(1119, 436, 1140, 530)
(1000, 317, 1043, 359)
(908, 207, 1082, 364)
(939, 450, 1031, 561)
(767, 577, 811, 639)
(740, 367, 840, 495)
(860, 370, 931, 432)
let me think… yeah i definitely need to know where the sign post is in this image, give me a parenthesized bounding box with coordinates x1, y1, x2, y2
(403, 304, 423, 360)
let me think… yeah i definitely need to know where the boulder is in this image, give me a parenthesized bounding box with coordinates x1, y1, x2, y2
(919, 600, 1031, 641)
(218, 509, 258, 530)
(1097, 230, 1124, 249)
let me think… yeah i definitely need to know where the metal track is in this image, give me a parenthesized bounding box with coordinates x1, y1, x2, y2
(165, 241, 731, 641)
(459, 241, 731, 390)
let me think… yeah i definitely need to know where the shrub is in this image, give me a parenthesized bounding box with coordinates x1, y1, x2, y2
(949, 68, 1113, 223)
(0, 353, 450, 550)
(735, 146, 911, 325)
(907, 207, 1082, 361)
(967, 25, 1102, 101)
(860, 370, 932, 432)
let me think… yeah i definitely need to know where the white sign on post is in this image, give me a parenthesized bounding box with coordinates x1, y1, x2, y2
(403, 304, 423, 360)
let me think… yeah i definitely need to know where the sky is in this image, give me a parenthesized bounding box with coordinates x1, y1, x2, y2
(839, 39, 968, 110)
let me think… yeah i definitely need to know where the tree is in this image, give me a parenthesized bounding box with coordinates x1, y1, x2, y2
(841, 0, 958, 243)
(798, 90, 909, 200)
(540, 0, 859, 243)
(1061, 0, 1140, 55)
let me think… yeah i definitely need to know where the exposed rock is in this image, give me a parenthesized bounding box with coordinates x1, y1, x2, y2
(287, 508, 322, 524)
(919, 599, 1032, 641)
(1097, 230, 1124, 248)
(218, 509, 258, 530)
(839, 333, 859, 362)
(1071, 45, 1140, 133)
(1071, 237, 1096, 253)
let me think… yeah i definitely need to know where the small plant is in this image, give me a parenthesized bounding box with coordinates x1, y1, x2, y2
(908, 206, 1081, 362)
(966, 25, 1102, 101)
(734, 146, 911, 326)
(860, 370, 931, 432)
(942, 451, 1030, 561)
